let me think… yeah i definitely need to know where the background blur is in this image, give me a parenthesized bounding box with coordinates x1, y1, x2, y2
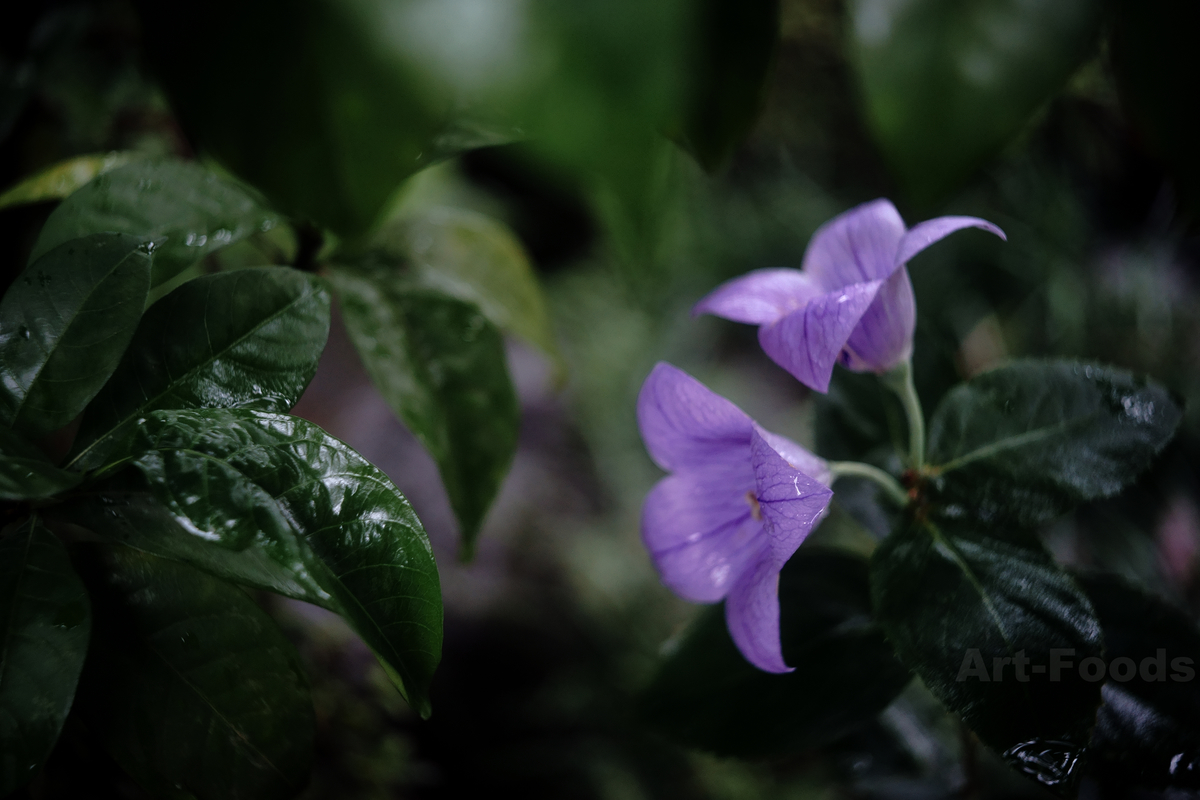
(2, 0, 1199, 797)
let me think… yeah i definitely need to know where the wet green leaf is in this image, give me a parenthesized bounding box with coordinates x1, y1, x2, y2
(30, 159, 279, 287)
(0, 152, 133, 209)
(133, 0, 444, 237)
(640, 548, 909, 758)
(1077, 573, 1200, 790)
(330, 268, 518, 558)
(0, 428, 81, 500)
(68, 409, 442, 716)
(55, 487, 328, 608)
(926, 360, 1183, 529)
(351, 209, 560, 366)
(70, 544, 312, 800)
(70, 267, 330, 470)
(0, 233, 150, 436)
(871, 516, 1102, 789)
(0, 517, 91, 797)
(849, 0, 1103, 204)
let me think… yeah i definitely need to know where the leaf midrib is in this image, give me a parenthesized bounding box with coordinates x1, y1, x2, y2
(922, 521, 1020, 660)
(68, 280, 317, 469)
(99, 409, 434, 711)
(144, 622, 295, 788)
(931, 411, 1100, 474)
(7, 247, 145, 427)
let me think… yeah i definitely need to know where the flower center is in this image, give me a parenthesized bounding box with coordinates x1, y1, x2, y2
(745, 490, 762, 521)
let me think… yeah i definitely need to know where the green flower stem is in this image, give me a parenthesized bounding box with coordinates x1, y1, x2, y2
(828, 461, 909, 507)
(882, 359, 926, 469)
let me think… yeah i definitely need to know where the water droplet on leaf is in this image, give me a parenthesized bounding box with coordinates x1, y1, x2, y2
(1002, 740, 1083, 787)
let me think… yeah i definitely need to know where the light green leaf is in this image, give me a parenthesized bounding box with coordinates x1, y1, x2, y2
(65, 409, 442, 717)
(69, 267, 330, 470)
(849, 0, 1103, 204)
(0, 152, 134, 209)
(0, 517, 91, 796)
(70, 544, 313, 800)
(329, 268, 519, 557)
(926, 360, 1183, 529)
(356, 208, 560, 366)
(640, 548, 909, 758)
(29, 159, 279, 288)
(0, 233, 151, 435)
(0, 428, 81, 500)
(871, 516, 1102, 790)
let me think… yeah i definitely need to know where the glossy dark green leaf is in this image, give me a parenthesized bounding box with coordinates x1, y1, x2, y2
(871, 516, 1102, 790)
(133, 0, 444, 237)
(29, 159, 278, 288)
(347, 209, 560, 365)
(0, 152, 133, 210)
(640, 548, 910, 758)
(69, 267, 331, 470)
(68, 409, 442, 716)
(330, 268, 518, 558)
(70, 543, 313, 800)
(1077, 574, 1200, 790)
(0, 517, 91, 796)
(1111, 1, 1200, 216)
(54, 487, 328, 610)
(0, 233, 151, 435)
(672, 0, 779, 171)
(849, 0, 1103, 204)
(926, 360, 1183, 529)
(0, 427, 81, 500)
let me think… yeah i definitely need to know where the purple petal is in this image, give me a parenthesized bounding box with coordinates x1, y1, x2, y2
(757, 280, 883, 393)
(642, 470, 762, 602)
(842, 267, 916, 373)
(725, 551, 791, 673)
(750, 429, 834, 564)
(800, 199, 906, 289)
(693, 268, 823, 325)
(894, 215, 1006, 269)
(637, 363, 752, 472)
(755, 427, 831, 487)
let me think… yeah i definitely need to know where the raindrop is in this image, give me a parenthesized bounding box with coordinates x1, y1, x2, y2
(50, 601, 86, 630)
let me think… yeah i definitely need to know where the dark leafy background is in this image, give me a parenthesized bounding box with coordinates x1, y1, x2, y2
(2, 0, 1200, 797)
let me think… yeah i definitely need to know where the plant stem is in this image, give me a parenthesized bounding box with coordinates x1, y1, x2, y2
(828, 461, 909, 507)
(882, 359, 925, 469)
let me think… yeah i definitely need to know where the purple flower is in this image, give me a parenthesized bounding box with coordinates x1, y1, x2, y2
(637, 362, 833, 673)
(694, 199, 1005, 392)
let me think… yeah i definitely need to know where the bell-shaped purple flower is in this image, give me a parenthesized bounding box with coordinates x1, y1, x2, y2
(694, 199, 1005, 392)
(637, 362, 833, 673)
